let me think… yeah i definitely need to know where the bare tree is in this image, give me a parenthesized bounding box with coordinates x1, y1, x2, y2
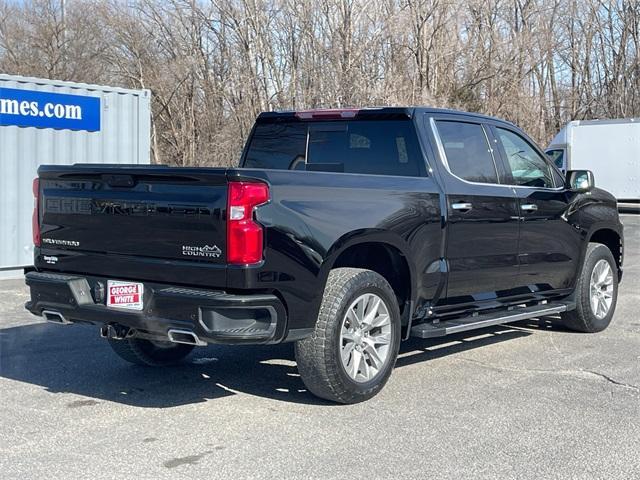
(1, 0, 638, 166)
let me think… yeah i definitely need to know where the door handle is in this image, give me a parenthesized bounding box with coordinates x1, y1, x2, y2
(451, 202, 473, 211)
(521, 204, 538, 212)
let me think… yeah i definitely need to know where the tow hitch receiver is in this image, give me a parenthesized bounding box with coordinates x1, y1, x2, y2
(100, 324, 133, 340)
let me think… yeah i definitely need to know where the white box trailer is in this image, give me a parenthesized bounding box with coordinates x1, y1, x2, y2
(0, 74, 151, 274)
(546, 118, 639, 206)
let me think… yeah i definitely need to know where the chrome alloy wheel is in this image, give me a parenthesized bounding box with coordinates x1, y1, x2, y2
(340, 293, 392, 383)
(589, 259, 614, 320)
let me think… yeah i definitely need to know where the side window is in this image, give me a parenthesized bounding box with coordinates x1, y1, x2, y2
(496, 128, 554, 188)
(435, 120, 498, 183)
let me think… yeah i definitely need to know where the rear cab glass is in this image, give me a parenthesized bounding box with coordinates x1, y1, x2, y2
(243, 119, 424, 177)
(242, 123, 307, 170)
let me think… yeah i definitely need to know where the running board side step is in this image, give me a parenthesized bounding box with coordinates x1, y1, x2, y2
(410, 303, 569, 339)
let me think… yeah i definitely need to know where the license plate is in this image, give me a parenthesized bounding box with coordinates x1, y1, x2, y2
(107, 280, 144, 311)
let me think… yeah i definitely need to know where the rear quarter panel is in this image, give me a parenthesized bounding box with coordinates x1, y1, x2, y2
(227, 168, 442, 331)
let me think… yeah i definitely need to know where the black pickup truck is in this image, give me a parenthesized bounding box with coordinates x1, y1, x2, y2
(25, 107, 623, 403)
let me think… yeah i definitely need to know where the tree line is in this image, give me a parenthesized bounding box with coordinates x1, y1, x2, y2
(1, 0, 638, 166)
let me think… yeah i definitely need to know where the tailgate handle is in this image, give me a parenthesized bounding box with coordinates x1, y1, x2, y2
(102, 174, 135, 187)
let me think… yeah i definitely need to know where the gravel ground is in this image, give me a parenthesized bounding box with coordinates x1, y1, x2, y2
(0, 215, 638, 480)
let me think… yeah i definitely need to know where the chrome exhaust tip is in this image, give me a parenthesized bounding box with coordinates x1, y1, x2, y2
(167, 328, 207, 347)
(42, 310, 73, 325)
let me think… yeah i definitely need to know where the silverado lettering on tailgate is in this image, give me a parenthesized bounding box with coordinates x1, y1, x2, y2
(45, 198, 212, 217)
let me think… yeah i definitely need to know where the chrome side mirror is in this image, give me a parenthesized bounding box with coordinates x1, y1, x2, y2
(566, 170, 595, 192)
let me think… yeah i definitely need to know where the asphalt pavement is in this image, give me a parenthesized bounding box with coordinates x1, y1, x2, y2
(1, 215, 638, 479)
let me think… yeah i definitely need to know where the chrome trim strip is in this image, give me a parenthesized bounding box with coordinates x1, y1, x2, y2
(451, 202, 473, 210)
(429, 116, 565, 192)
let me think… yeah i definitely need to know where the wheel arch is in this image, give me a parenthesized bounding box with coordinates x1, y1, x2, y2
(320, 230, 416, 324)
(588, 227, 623, 273)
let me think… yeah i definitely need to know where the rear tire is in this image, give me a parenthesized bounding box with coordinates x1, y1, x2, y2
(561, 243, 618, 333)
(108, 337, 195, 366)
(295, 268, 401, 404)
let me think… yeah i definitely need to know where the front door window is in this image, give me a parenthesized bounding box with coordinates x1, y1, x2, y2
(496, 128, 555, 188)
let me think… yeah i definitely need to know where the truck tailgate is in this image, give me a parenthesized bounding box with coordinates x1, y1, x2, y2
(38, 166, 228, 265)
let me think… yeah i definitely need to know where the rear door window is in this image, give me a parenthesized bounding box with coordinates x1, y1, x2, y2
(435, 120, 499, 184)
(243, 120, 423, 176)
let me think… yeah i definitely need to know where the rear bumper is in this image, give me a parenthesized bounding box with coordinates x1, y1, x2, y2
(24, 270, 290, 345)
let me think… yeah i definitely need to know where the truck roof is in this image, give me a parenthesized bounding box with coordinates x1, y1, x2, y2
(257, 107, 516, 128)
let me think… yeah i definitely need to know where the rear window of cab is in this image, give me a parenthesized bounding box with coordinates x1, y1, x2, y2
(243, 120, 423, 177)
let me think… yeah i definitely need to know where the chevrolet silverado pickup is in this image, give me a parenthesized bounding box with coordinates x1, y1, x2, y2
(25, 107, 624, 403)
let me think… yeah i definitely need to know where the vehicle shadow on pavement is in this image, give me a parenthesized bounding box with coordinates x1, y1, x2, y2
(396, 315, 570, 369)
(0, 317, 564, 407)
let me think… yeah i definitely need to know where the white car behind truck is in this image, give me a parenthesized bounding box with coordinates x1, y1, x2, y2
(546, 118, 639, 208)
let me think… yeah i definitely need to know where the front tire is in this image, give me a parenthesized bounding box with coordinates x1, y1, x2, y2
(295, 268, 401, 404)
(108, 337, 195, 366)
(561, 243, 618, 333)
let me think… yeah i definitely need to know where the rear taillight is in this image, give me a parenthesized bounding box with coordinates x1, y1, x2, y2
(227, 181, 269, 265)
(32, 177, 41, 247)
